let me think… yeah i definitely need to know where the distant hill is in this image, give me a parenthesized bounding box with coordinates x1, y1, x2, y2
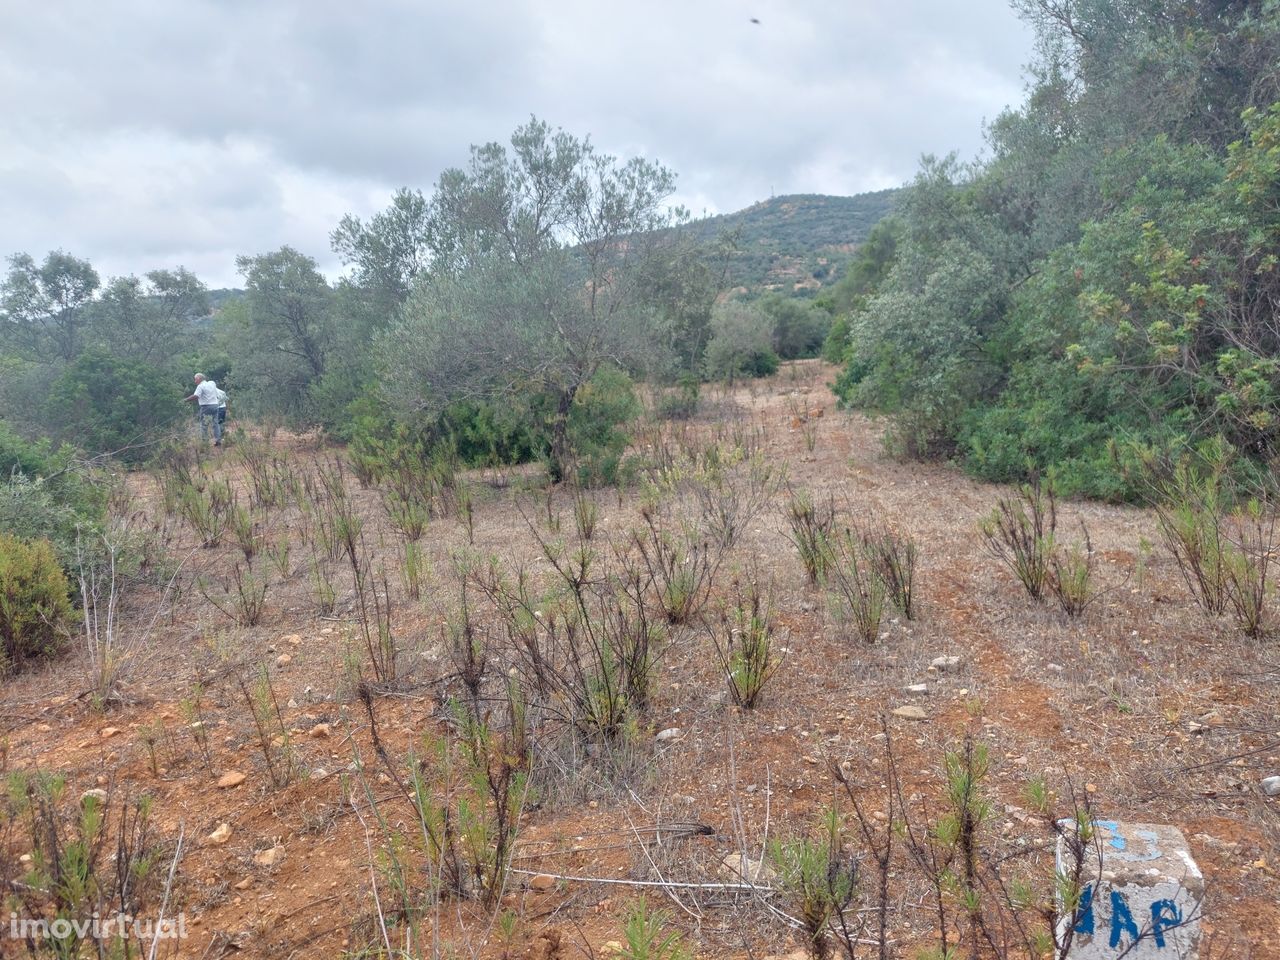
(683, 189, 900, 297)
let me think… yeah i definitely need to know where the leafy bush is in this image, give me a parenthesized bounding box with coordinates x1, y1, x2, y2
(42, 350, 180, 465)
(563, 366, 642, 485)
(0, 534, 74, 675)
(704, 302, 780, 382)
(762, 295, 830, 360)
(0, 426, 104, 576)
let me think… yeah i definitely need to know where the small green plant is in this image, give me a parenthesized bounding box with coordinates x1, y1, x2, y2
(860, 523, 918, 619)
(1049, 527, 1096, 617)
(824, 529, 886, 643)
(572, 489, 598, 542)
(238, 665, 296, 788)
(1222, 498, 1274, 638)
(309, 554, 337, 615)
(200, 562, 268, 627)
(980, 475, 1056, 602)
(785, 488, 835, 584)
(180, 683, 213, 767)
(770, 807, 859, 960)
(402, 541, 425, 602)
(384, 491, 430, 542)
(712, 575, 780, 709)
(617, 897, 693, 960)
(266, 532, 292, 579)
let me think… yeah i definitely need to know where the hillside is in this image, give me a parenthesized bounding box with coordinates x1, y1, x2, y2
(685, 189, 899, 296)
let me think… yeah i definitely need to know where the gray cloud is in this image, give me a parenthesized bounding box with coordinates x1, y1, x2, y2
(0, 0, 1033, 287)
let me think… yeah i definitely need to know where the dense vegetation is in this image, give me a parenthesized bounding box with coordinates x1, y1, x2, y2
(682, 190, 899, 295)
(829, 0, 1280, 500)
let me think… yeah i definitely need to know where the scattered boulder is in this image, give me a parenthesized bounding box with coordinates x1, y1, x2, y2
(253, 843, 285, 867)
(216, 771, 247, 789)
(1262, 776, 1280, 797)
(208, 822, 233, 845)
(528, 873, 557, 892)
(80, 788, 108, 806)
(891, 705, 929, 721)
(655, 727, 683, 742)
(930, 655, 960, 672)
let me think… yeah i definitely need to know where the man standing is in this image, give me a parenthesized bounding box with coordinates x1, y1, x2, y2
(215, 385, 229, 436)
(185, 373, 223, 446)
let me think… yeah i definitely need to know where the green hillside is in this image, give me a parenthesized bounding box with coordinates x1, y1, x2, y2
(684, 189, 900, 296)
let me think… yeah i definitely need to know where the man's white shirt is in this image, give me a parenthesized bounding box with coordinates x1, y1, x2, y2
(194, 380, 219, 405)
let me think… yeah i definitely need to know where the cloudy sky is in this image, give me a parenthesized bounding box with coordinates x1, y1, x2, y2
(0, 1, 1034, 289)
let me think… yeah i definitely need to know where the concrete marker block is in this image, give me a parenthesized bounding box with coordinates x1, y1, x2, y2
(1055, 821, 1203, 959)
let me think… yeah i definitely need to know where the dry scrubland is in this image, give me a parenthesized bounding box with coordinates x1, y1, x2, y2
(2, 361, 1278, 959)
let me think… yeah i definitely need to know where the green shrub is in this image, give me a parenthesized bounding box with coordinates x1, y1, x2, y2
(0, 534, 74, 675)
(820, 314, 852, 363)
(654, 376, 700, 421)
(42, 350, 180, 465)
(704, 301, 780, 382)
(565, 366, 642, 486)
(762, 295, 830, 360)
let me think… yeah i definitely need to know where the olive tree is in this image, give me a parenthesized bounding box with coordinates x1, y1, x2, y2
(381, 117, 687, 479)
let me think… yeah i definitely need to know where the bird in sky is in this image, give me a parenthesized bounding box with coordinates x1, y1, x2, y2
(750, 17, 761, 24)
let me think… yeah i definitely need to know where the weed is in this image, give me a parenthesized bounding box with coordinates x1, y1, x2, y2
(824, 529, 886, 643)
(200, 562, 268, 627)
(770, 806, 859, 959)
(617, 897, 693, 960)
(980, 475, 1056, 602)
(237, 665, 296, 788)
(711, 574, 780, 709)
(785, 488, 836, 584)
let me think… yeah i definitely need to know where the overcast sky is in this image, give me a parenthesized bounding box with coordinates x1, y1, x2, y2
(0, 1, 1034, 289)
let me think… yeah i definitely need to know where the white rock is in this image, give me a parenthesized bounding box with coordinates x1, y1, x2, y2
(930, 655, 961, 671)
(891, 705, 929, 721)
(1262, 776, 1280, 797)
(253, 843, 285, 867)
(905, 683, 929, 695)
(655, 727, 682, 742)
(80, 788, 108, 806)
(208, 822, 232, 844)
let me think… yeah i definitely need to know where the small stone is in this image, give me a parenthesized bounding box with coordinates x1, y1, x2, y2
(930, 655, 960, 672)
(719, 852, 777, 884)
(655, 727, 682, 742)
(280, 634, 302, 646)
(100, 726, 121, 738)
(528, 873, 556, 892)
(36, 723, 51, 732)
(1085, 782, 1098, 794)
(891, 705, 929, 721)
(275, 654, 292, 668)
(217, 771, 247, 789)
(1046, 662, 1064, 673)
(905, 683, 929, 695)
(80, 788, 108, 806)
(312, 768, 329, 780)
(253, 843, 285, 867)
(208, 822, 233, 844)
(1261, 776, 1280, 797)
(286, 699, 299, 709)
(309, 723, 332, 739)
